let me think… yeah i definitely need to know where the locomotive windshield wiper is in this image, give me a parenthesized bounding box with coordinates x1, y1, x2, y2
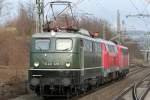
(37, 47, 43, 51)
(62, 48, 70, 51)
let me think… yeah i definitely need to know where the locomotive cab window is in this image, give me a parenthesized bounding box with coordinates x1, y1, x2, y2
(35, 39, 50, 50)
(56, 39, 72, 51)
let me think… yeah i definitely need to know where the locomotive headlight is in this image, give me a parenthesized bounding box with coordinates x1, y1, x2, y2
(66, 62, 71, 68)
(51, 30, 56, 36)
(34, 62, 39, 67)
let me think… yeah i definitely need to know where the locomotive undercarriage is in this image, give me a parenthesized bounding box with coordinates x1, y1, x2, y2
(31, 79, 97, 98)
(29, 70, 87, 97)
(29, 69, 128, 98)
(32, 84, 80, 97)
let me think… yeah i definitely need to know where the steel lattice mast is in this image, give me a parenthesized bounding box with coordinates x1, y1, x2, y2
(35, 0, 44, 33)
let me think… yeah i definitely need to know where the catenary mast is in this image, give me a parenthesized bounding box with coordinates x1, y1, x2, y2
(35, 0, 44, 33)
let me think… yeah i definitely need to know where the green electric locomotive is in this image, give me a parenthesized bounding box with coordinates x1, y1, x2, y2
(28, 29, 104, 97)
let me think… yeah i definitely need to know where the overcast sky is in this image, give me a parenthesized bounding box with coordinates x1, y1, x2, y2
(3, 0, 150, 31)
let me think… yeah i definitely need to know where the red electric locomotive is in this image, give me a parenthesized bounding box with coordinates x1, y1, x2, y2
(116, 45, 129, 73)
(100, 39, 129, 80)
(101, 40, 118, 72)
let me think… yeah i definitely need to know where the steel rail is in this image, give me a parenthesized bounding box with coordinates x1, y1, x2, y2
(132, 73, 150, 100)
(114, 71, 150, 100)
(132, 83, 138, 100)
(139, 86, 150, 100)
(113, 84, 134, 100)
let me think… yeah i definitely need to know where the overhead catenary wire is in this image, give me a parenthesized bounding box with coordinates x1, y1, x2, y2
(128, 0, 150, 31)
(128, 0, 150, 28)
(129, 0, 139, 11)
(139, 0, 150, 24)
(140, 0, 150, 14)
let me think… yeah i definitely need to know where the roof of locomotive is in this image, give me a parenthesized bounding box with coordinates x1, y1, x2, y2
(32, 28, 91, 38)
(32, 32, 91, 39)
(32, 31, 103, 42)
(96, 38, 117, 46)
(32, 31, 118, 46)
(117, 45, 128, 49)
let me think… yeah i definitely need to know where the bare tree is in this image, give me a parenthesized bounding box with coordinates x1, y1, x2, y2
(0, 0, 4, 16)
(78, 17, 113, 40)
(16, 3, 36, 36)
(6, 2, 36, 36)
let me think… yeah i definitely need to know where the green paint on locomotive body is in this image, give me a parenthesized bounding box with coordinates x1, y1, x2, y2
(29, 31, 106, 82)
(30, 37, 80, 69)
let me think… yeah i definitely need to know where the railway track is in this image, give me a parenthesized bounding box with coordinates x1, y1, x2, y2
(9, 65, 150, 100)
(127, 65, 149, 77)
(113, 72, 150, 100)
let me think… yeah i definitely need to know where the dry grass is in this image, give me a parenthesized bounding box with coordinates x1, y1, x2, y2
(0, 28, 29, 99)
(0, 67, 27, 82)
(0, 28, 29, 67)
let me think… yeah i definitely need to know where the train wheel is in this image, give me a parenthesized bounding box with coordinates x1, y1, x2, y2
(43, 96, 49, 100)
(123, 73, 127, 79)
(66, 92, 71, 100)
(74, 87, 79, 96)
(84, 84, 88, 92)
(79, 83, 88, 93)
(100, 77, 104, 85)
(96, 81, 100, 88)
